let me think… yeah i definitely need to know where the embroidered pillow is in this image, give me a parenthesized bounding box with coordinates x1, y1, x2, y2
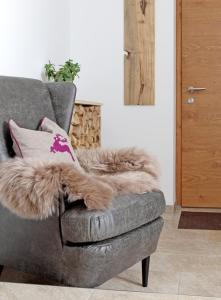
(9, 119, 81, 168)
(39, 117, 81, 168)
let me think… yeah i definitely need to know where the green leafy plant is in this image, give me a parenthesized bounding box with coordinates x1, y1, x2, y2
(44, 59, 80, 82)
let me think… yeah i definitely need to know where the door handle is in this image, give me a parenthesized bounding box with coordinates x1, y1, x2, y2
(187, 86, 207, 93)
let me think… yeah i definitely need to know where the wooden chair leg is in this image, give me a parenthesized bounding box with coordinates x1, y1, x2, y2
(0, 265, 4, 277)
(142, 256, 150, 287)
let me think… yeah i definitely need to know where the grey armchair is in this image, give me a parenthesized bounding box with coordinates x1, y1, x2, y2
(0, 76, 165, 288)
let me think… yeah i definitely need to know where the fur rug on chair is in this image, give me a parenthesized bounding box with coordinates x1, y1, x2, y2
(0, 148, 160, 219)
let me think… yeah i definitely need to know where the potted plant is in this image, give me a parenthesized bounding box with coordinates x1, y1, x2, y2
(44, 59, 80, 82)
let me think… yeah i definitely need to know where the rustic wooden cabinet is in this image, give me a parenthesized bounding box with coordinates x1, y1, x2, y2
(69, 100, 102, 149)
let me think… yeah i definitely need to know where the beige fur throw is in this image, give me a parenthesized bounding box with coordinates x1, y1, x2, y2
(0, 147, 159, 219)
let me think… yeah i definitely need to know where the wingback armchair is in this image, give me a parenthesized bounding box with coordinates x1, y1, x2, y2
(0, 76, 165, 288)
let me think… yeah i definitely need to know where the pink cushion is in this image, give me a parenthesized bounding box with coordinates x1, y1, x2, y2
(9, 119, 81, 169)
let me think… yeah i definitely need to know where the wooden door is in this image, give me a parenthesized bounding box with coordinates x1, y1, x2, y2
(181, 0, 221, 207)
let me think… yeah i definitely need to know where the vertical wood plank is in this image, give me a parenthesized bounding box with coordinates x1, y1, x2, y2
(124, 0, 155, 105)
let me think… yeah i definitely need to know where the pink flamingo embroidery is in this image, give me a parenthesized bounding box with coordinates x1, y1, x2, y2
(50, 134, 75, 161)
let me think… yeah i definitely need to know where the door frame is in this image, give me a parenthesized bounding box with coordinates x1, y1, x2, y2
(176, 0, 182, 205)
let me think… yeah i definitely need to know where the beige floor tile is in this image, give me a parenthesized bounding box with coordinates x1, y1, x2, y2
(150, 253, 221, 274)
(0, 282, 93, 300)
(160, 228, 208, 243)
(98, 267, 180, 295)
(178, 271, 221, 298)
(157, 236, 221, 256)
(90, 289, 179, 300)
(181, 208, 221, 213)
(162, 211, 180, 223)
(206, 231, 221, 242)
(179, 296, 221, 300)
(164, 206, 176, 214)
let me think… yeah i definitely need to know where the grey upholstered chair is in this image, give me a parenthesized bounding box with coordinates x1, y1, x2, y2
(0, 76, 166, 288)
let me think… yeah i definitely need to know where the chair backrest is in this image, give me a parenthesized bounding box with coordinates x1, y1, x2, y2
(0, 76, 76, 161)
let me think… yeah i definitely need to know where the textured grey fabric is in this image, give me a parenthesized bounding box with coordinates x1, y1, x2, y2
(46, 82, 76, 132)
(62, 217, 164, 287)
(62, 191, 166, 243)
(0, 76, 56, 161)
(0, 76, 165, 288)
(0, 77, 76, 161)
(0, 201, 163, 287)
(0, 204, 63, 277)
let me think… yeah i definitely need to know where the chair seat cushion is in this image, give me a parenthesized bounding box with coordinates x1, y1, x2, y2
(61, 190, 166, 243)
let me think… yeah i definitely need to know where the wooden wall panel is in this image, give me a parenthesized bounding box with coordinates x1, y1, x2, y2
(124, 0, 155, 105)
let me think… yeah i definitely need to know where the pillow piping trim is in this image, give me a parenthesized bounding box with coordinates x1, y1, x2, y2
(8, 120, 23, 158)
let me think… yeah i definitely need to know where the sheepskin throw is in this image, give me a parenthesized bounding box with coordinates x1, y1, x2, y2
(0, 147, 159, 219)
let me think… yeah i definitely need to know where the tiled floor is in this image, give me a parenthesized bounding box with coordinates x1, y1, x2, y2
(1, 282, 221, 300)
(98, 207, 221, 298)
(1, 207, 221, 299)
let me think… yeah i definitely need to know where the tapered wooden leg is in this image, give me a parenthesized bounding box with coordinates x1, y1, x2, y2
(0, 265, 4, 277)
(142, 256, 150, 287)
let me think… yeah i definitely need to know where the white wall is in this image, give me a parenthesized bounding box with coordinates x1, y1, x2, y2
(0, 0, 176, 205)
(70, 0, 176, 205)
(0, 0, 71, 79)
